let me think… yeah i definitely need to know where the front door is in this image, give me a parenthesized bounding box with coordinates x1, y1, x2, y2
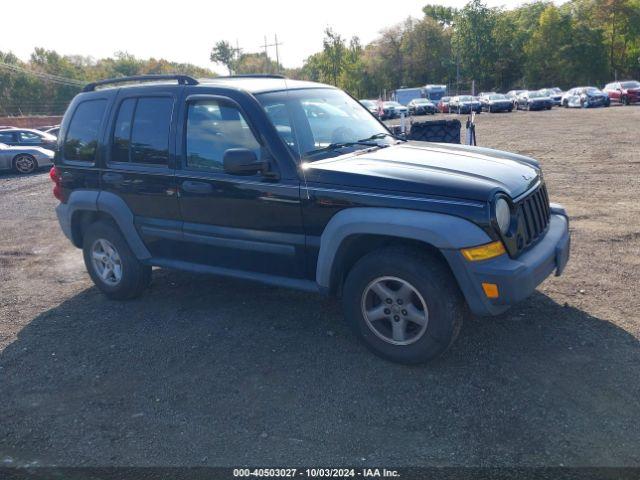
(175, 95, 305, 279)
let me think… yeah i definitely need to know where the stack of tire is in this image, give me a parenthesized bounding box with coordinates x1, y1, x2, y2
(407, 120, 461, 144)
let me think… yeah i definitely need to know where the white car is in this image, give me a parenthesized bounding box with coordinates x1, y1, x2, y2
(0, 142, 54, 174)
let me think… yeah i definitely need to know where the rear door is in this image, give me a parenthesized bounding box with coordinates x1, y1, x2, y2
(175, 92, 305, 279)
(101, 88, 181, 257)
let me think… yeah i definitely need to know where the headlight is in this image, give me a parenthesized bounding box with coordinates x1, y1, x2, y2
(495, 197, 511, 235)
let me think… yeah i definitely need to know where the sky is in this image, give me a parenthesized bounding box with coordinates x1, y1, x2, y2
(4, 0, 557, 74)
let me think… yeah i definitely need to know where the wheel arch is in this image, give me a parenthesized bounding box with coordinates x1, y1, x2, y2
(316, 207, 492, 295)
(64, 190, 151, 260)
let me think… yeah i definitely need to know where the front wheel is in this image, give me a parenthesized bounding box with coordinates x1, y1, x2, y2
(342, 247, 464, 364)
(13, 154, 38, 174)
(82, 220, 151, 300)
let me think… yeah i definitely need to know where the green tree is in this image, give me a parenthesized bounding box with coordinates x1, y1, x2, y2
(210, 40, 237, 75)
(422, 4, 457, 26)
(453, 0, 499, 91)
(524, 5, 572, 87)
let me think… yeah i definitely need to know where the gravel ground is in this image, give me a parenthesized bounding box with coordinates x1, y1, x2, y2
(0, 106, 639, 467)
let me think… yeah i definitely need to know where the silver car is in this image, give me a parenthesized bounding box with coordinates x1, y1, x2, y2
(0, 143, 54, 174)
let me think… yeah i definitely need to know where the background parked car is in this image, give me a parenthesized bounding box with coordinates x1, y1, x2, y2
(478, 91, 497, 98)
(381, 101, 408, 119)
(480, 93, 513, 113)
(44, 126, 61, 137)
(539, 88, 563, 106)
(0, 128, 57, 150)
(0, 142, 54, 174)
(449, 95, 482, 114)
(506, 89, 527, 108)
(564, 87, 610, 108)
(437, 96, 451, 113)
(359, 99, 381, 118)
(407, 98, 437, 115)
(603, 80, 640, 105)
(516, 91, 553, 111)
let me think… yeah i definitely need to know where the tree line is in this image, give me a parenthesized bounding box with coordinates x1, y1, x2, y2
(0, 50, 215, 116)
(288, 0, 640, 98)
(1, 0, 639, 116)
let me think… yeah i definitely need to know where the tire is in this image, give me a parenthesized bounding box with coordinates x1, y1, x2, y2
(82, 220, 151, 300)
(13, 154, 38, 174)
(342, 247, 464, 364)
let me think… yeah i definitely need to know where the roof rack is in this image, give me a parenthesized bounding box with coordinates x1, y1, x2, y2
(82, 74, 199, 92)
(214, 74, 287, 79)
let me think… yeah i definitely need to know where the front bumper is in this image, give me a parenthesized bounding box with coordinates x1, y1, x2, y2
(489, 102, 512, 111)
(443, 207, 570, 316)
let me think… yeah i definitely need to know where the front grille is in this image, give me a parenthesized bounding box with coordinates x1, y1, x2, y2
(516, 183, 551, 248)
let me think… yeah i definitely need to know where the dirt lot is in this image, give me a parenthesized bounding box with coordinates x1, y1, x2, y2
(1, 106, 639, 467)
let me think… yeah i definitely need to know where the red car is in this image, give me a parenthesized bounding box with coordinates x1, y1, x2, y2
(603, 80, 640, 105)
(437, 96, 451, 113)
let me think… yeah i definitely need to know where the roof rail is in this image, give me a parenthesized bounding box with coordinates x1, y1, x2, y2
(82, 74, 199, 92)
(214, 74, 287, 79)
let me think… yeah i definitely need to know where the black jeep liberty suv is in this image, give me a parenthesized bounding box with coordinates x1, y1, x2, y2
(52, 74, 570, 364)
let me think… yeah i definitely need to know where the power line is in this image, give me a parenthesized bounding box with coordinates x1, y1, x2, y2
(0, 62, 85, 88)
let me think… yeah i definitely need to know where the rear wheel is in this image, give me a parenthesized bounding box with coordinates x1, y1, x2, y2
(13, 154, 37, 174)
(82, 220, 151, 300)
(342, 247, 464, 364)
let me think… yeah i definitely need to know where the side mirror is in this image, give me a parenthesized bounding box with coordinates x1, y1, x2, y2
(223, 148, 262, 175)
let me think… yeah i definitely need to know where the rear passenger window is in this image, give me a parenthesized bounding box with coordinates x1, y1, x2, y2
(112, 98, 136, 163)
(111, 97, 173, 165)
(63, 99, 107, 162)
(185, 100, 260, 172)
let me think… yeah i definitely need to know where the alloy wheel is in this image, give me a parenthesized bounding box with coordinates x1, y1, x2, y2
(91, 238, 123, 286)
(14, 155, 36, 174)
(361, 276, 429, 346)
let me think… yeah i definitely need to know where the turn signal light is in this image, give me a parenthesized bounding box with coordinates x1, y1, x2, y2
(482, 282, 500, 299)
(461, 241, 506, 262)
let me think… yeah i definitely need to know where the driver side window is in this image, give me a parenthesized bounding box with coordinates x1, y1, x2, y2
(185, 100, 260, 172)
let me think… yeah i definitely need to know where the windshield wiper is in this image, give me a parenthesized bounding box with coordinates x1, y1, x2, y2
(359, 132, 407, 142)
(304, 140, 380, 158)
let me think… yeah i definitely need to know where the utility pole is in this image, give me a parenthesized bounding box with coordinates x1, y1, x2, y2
(263, 36, 269, 73)
(260, 35, 284, 74)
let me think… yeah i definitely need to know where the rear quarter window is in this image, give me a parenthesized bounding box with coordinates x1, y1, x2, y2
(63, 99, 107, 162)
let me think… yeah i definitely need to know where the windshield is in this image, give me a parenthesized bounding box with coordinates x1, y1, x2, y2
(621, 81, 640, 89)
(257, 88, 393, 160)
(529, 91, 545, 98)
(489, 94, 506, 100)
(585, 87, 600, 94)
(413, 99, 430, 104)
(384, 101, 402, 107)
(459, 96, 473, 101)
(360, 100, 375, 107)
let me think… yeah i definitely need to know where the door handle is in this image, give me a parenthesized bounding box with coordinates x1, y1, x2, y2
(182, 180, 213, 194)
(102, 172, 124, 185)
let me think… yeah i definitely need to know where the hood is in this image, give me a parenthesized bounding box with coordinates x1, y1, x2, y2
(303, 142, 540, 202)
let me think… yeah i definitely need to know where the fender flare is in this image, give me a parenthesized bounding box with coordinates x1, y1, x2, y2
(315, 207, 492, 290)
(63, 190, 151, 260)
